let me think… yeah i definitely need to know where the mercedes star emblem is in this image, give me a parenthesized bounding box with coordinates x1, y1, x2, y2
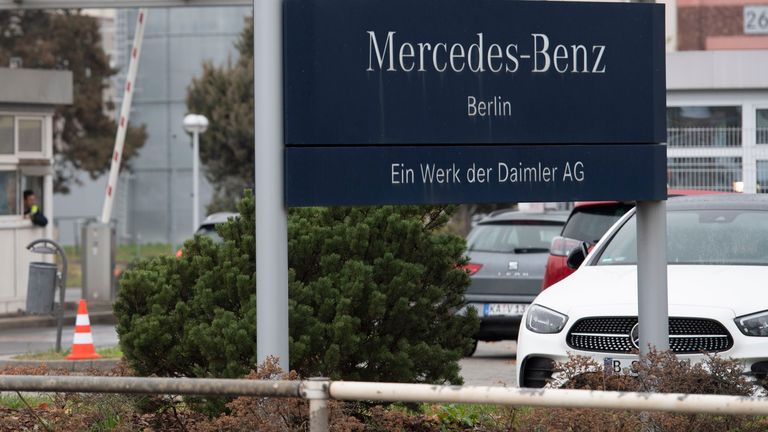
(630, 323, 640, 350)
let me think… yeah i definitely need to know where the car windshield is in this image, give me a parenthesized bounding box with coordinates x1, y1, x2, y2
(597, 209, 768, 266)
(561, 204, 634, 243)
(196, 224, 223, 243)
(467, 222, 562, 253)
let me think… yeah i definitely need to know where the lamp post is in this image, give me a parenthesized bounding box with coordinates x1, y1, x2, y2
(183, 114, 209, 232)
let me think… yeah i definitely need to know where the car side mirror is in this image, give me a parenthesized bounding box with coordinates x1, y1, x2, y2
(566, 242, 590, 270)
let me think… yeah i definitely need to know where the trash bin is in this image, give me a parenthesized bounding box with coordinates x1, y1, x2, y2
(26, 261, 58, 315)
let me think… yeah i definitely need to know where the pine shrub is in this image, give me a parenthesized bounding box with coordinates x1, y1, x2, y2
(115, 194, 478, 385)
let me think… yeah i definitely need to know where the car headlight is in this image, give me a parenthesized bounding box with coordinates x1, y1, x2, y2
(735, 310, 768, 336)
(525, 304, 568, 334)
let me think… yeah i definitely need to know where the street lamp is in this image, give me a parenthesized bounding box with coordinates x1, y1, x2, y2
(183, 114, 209, 232)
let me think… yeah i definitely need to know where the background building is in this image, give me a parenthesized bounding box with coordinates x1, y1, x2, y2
(54, 6, 250, 247)
(678, 0, 768, 50)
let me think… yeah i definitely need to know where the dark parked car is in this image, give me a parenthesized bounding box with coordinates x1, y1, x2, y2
(461, 209, 567, 352)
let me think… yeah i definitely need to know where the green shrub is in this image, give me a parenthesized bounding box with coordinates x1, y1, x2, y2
(115, 194, 478, 386)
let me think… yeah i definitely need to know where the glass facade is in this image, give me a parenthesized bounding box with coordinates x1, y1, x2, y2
(668, 157, 742, 192)
(758, 109, 768, 145)
(667, 106, 742, 147)
(757, 161, 768, 194)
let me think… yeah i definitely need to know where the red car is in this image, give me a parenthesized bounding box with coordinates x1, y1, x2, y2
(541, 189, 728, 290)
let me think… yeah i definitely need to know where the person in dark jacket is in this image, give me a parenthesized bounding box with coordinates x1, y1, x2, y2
(23, 190, 48, 227)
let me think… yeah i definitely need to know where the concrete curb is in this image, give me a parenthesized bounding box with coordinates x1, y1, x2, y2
(0, 358, 121, 372)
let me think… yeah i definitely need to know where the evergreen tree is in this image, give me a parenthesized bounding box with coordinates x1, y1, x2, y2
(186, 20, 253, 212)
(0, 10, 147, 193)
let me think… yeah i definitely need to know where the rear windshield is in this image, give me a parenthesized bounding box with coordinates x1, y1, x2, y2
(561, 204, 634, 243)
(598, 209, 768, 266)
(467, 222, 562, 253)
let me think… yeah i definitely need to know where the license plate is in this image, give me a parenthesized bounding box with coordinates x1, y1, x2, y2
(603, 357, 640, 376)
(483, 303, 528, 316)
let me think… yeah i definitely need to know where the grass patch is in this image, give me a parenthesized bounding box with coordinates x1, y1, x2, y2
(0, 394, 54, 409)
(12, 346, 123, 361)
(421, 403, 505, 428)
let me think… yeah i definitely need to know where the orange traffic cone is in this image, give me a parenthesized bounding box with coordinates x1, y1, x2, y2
(65, 299, 102, 360)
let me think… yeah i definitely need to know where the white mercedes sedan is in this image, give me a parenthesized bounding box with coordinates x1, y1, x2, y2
(517, 194, 768, 388)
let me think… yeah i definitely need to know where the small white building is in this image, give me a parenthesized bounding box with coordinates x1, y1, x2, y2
(0, 67, 72, 314)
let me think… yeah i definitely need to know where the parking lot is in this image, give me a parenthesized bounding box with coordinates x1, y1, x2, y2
(460, 341, 517, 387)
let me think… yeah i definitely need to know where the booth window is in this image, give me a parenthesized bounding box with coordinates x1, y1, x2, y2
(0, 116, 12, 155)
(21, 175, 44, 207)
(0, 171, 18, 216)
(18, 118, 43, 153)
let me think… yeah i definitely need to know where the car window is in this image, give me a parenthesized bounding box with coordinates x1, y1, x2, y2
(561, 204, 634, 243)
(597, 210, 768, 266)
(196, 224, 223, 243)
(467, 222, 562, 253)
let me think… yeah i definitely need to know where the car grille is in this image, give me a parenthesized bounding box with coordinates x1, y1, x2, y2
(567, 317, 733, 354)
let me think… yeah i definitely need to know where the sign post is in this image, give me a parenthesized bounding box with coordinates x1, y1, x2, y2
(634, 0, 669, 356)
(255, 0, 290, 370)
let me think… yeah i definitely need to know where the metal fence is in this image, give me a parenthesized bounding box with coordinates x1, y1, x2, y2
(667, 156, 743, 192)
(665, 127, 768, 194)
(4, 375, 768, 431)
(667, 127, 743, 148)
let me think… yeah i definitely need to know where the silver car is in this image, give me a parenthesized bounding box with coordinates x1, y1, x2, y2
(462, 209, 567, 350)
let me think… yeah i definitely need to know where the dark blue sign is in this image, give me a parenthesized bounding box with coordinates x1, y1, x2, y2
(285, 145, 667, 206)
(283, 0, 666, 145)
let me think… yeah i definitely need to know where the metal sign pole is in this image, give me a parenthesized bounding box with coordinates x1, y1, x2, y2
(633, 0, 669, 356)
(636, 200, 669, 354)
(254, 0, 290, 370)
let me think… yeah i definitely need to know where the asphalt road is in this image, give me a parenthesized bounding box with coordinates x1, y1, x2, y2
(459, 340, 518, 387)
(0, 325, 119, 356)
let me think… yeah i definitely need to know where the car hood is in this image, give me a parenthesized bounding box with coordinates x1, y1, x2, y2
(535, 265, 768, 318)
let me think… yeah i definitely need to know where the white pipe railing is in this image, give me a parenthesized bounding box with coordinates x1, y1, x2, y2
(3, 375, 768, 431)
(330, 381, 768, 416)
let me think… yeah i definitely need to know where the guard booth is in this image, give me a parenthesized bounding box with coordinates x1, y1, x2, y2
(0, 67, 73, 314)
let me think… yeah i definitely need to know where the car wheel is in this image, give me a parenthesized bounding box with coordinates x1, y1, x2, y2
(465, 338, 479, 357)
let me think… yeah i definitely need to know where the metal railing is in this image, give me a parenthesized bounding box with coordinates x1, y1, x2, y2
(4, 375, 768, 431)
(667, 156, 743, 192)
(667, 127, 743, 148)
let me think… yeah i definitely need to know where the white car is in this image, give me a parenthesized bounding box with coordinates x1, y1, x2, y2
(517, 195, 768, 388)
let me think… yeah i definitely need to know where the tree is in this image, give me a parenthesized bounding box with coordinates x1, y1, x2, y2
(0, 10, 147, 193)
(115, 194, 478, 395)
(186, 20, 253, 212)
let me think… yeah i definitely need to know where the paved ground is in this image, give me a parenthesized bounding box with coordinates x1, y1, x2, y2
(0, 325, 118, 356)
(0, 320, 516, 386)
(459, 341, 518, 387)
